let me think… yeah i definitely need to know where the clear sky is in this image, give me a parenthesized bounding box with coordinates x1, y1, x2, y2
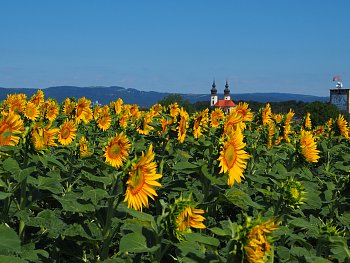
(1, 1, 349, 96)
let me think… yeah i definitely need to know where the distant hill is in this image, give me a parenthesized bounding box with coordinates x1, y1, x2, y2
(0, 86, 328, 106)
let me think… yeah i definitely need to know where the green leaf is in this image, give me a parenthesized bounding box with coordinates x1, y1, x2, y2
(25, 210, 66, 239)
(21, 243, 49, 261)
(222, 187, 262, 210)
(54, 193, 95, 213)
(119, 232, 159, 253)
(0, 225, 21, 254)
(81, 170, 112, 185)
(209, 227, 229, 237)
(0, 255, 27, 263)
(2, 158, 35, 182)
(81, 187, 109, 206)
(0, 192, 11, 200)
(304, 256, 331, 263)
(172, 161, 198, 171)
(184, 233, 220, 247)
(329, 236, 350, 262)
(35, 176, 63, 194)
(290, 246, 311, 257)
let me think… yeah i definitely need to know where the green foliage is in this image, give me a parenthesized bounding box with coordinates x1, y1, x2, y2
(1, 94, 350, 263)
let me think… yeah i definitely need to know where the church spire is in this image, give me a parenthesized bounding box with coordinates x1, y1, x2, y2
(211, 79, 217, 95)
(224, 80, 230, 100)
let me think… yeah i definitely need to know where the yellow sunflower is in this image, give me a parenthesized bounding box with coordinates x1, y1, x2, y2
(150, 103, 163, 116)
(6, 94, 27, 113)
(176, 206, 206, 233)
(124, 144, 162, 211)
(304, 112, 312, 129)
(31, 124, 59, 150)
(327, 118, 333, 132)
(58, 119, 77, 146)
(223, 111, 243, 138)
(29, 90, 45, 107)
(337, 114, 349, 138)
(218, 128, 250, 187)
(79, 136, 92, 157)
(261, 103, 272, 125)
(244, 219, 280, 263)
(104, 133, 131, 168)
(93, 105, 102, 120)
(24, 102, 40, 121)
(272, 113, 283, 124)
(267, 121, 275, 149)
(159, 117, 172, 135)
(192, 109, 209, 139)
(169, 102, 179, 121)
(299, 130, 320, 163)
(114, 98, 123, 115)
(119, 114, 129, 128)
(76, 97, 93, 123)
(44, 100, 59, 121)
(210, 108, 224, 128)
(97, 112, 112, 131)
(177, 108, 188, 143)
(63, 98, 76, 115)
(234, 102, 254, 122)
(0, 112, 24, 146)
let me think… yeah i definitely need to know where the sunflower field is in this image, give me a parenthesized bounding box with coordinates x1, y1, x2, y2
(1, 90, 350, 263)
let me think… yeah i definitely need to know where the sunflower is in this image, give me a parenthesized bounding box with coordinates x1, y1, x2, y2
(210, 108, 224, 128)
(223, 111, 243, 138)
(304, 112, 312, 129)
(337, 114, 349, 138)
(0, 112, 24, 146)
(114, 98, 123, 115)
(267, 121, 275, 149)
(29, 90, 44, 107)
(124, 144, 162, 211)
(76, 97, 93, 123)
(79, 136, 92, 157)
(327, 118, 333, 132)
(261, 103, 272, 125)
(150, 103, 163, 116)
(169, 102, 179, 121)
(58, 119, 77, 145)
(119, 114, 129, 128)
(192, 109, 209, 139)
(244, 219, 280, 263)
(272, 113, 283, 124)
(44, 100, 59, 121)
(63, 98, 76, 115)
(31, 124, 59, 150)
(176, 206, 205, 233)
(299, 130, 320, 163)
(285, 109, 295, 125)
(93, 105, 102, 120)
(136, 112, 154, 135)
(104, 133, 131, 168)
(159, 117, 172, 135)
(234, 102, 254, 122)
(218, 128, 250, 187)
(97, 111, 112, 131)
(24, 102, 40, 121)
(177, 108, 188, 143)
(6, 94, 27, 113)
(130, 104, 140, 120)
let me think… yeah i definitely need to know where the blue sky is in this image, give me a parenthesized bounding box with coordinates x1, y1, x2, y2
(0, 1, 349, 96)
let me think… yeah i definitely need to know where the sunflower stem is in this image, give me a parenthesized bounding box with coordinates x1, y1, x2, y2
(100, 175, 120, 260)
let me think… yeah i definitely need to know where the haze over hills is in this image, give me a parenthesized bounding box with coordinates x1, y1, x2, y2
(0, 86, 329, 106)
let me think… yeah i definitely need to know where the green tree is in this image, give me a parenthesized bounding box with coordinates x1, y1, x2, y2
(303, 101, 341, 126)
(158, 94, 193, 112)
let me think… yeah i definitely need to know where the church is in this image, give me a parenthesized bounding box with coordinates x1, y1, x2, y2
(210, 80, 236, 114)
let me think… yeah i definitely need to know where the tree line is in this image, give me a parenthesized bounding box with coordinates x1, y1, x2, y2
(158, 94, 348, 126)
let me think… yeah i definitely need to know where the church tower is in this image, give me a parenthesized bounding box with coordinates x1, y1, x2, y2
(224, 80, 230, 100)
(210, 80, 218, 106)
